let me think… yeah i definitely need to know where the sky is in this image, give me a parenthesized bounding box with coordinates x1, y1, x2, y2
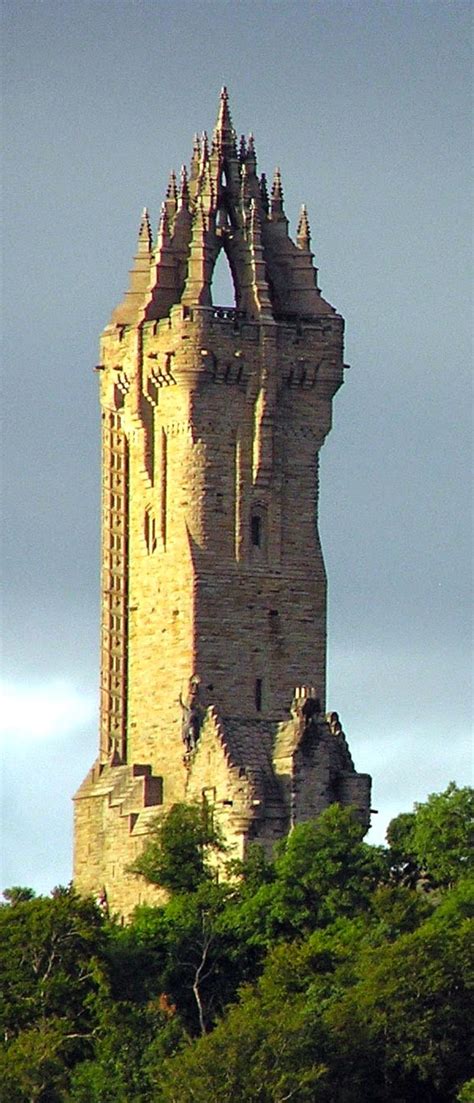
(1, 0, 472, 895)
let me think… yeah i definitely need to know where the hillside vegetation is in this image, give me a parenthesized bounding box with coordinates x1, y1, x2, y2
(1, 783, 472, 1103)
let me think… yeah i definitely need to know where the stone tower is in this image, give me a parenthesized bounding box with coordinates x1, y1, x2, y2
(74, 90, 371, 916)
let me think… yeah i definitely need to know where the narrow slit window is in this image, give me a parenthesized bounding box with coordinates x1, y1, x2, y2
(144, 508, 157, 554)
(251, 514, 261, 547)
(255, 678, 263, 712)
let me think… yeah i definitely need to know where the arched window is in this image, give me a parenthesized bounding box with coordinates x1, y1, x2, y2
(251, 514, 262, 547)
(210, 248, 237, 307)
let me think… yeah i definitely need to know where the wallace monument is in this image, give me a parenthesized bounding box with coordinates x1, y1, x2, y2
(73, 89, 371, 917)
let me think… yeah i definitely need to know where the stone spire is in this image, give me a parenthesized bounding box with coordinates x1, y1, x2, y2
(190, 134, 201, 180)
(259, 173, 269, 215)
(246, 132, 257, 172)
(199, 132, 209, 176)
(297, 204, 311, 251)
(212, 86, 237, 155)
(156, 202, 170, 249)
(165, 171, 178, 220)
(178, 164, 189, 210)
(137, 207, 152, 253)
(109, 207, 153, 325)
(270, 167, 285, 220)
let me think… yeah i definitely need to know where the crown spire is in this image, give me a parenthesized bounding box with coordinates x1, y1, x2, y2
(213, 86, 236, 154)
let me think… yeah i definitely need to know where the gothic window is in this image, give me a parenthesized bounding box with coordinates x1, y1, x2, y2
(251, 514, 261, 547)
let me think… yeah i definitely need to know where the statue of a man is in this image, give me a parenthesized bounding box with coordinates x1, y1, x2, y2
(179, 676, 204, 753)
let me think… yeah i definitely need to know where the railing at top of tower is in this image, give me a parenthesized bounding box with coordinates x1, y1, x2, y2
(180, 304, 341, 335)
(182, 305, 247, 323)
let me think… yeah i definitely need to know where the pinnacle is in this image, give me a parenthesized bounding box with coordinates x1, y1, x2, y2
(297, 203, 311, 249)
(165, 171, 178, 220)
(178, 164, 189, 208)
(271, 167, 283, 202)
(191, 134, 201, 179)
(200, 131, 209, 171)
(213, 85, 236, 152)
(270, 167, 286, 220)
(259, 173, 269, 215)
(137, 206, 152, 251)
(166, 171, 177, 201)
(156, 202, 170, 247)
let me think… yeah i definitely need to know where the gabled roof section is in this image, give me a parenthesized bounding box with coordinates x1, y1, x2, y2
(108, 89, 336, 328)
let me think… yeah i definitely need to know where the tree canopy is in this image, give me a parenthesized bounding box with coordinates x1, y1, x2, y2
(1, 784, 472, 1102)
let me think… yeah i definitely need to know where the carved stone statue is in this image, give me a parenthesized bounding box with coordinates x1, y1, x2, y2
(179, 676, 204, 753)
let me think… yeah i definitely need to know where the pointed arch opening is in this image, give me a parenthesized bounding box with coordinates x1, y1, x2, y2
(210, 246, 237, 308)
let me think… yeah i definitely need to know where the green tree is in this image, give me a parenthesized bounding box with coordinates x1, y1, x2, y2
(130, 802, 226, 894)
(264, 804, 385, 938)
(0, 886, 108, 1102)
(388, 783, 474, 889)
(412, 783, 473, 886)
(1, 886, 36, 906)
(67, 997, 184, 1103)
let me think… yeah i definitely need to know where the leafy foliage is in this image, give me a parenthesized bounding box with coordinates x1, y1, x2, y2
(129, 802, 226, 893)
(2, 786, 472, 1102)
(387, 782, 474, 888)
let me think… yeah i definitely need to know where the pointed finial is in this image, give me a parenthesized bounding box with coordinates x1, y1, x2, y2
(245, 132, 257, 175)
(191, 134, 201, 179)
(271, 167, 285, 218)
(165, 170, 177, 222)
(166, 171, 177, 201)
(259, 173, 269, 215)
(193, 195, 207, 233)
(272, 167, 283, 200)
(138, 206, 152, 252)
(178, 164, 189, 209)
(156, 201, 170, 248)
(199, 131, 209, 173)
(213, 85, 236, 153)
(297, 203, 311, 250)
(239, 134, 247, 161)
